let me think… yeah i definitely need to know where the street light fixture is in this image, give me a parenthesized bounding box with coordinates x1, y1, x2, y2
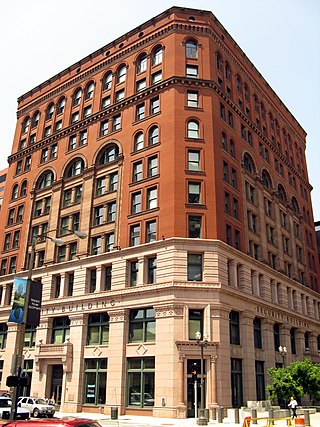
(278, 345, 287, 368)
(9, 229, 87, 420)
(195, 331, 209, 426)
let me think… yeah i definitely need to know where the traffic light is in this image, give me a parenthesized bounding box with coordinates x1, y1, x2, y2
(191, 363, 198, 381)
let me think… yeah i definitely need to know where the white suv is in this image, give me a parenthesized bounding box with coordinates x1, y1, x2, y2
(0, 396, 29, 419)
(18, 397, 55, 418)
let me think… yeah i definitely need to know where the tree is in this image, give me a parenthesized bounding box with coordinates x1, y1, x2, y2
(267, 358, 320, 406)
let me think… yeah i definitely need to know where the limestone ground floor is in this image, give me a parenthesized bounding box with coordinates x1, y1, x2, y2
(0, 239, 319, 418)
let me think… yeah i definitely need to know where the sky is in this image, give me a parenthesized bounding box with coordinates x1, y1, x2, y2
(0, 0, 319, 219)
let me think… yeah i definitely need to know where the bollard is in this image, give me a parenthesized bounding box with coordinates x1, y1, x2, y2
(218, 407, 224, 423)
(304, 410, 310, 426)
(268, 408, 274, 426)
(251, 408, 257, 424)
(212, 408, 217, 420)
(235, 408, 240, 424)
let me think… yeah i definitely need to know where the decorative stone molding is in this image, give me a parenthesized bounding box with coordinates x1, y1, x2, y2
(108, 309, 127, 323)
(155, 304, 184, 318)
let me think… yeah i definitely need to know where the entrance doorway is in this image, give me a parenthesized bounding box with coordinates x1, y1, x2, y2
(187, 359, 206, 418)
(50, 365, 63, 405)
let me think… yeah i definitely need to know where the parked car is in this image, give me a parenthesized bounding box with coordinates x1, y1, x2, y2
(17, 398, 55, 418)
(0, 396, 29, 420)
(3, 417, 102, 427)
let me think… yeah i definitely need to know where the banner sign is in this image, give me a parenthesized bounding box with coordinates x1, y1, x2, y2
(8, 278, 27, 324)
(26, 280, 43, 326)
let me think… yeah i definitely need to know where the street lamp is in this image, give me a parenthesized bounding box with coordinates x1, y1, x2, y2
(195, 331, 209, 426)
(9, 229, 87, 420)
(278, 345, 287, 367)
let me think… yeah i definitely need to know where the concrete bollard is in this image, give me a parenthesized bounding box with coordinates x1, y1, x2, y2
(251, 408, 257, 424)
(268, 408, 274, 426)
(234, 408, 240, 424)
(212, 408, 216, 420)
(218, 407, 224, 423)
(304, 410, 310, 426)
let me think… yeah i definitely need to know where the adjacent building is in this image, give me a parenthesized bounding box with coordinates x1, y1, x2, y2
(0, 168, 7, 211)
(0, 6, 319, 419)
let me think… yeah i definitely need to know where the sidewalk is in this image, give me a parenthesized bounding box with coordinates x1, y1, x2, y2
(56, 410, 320, 427)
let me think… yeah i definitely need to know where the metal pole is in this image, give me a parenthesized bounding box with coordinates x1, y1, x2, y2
(197, 341, 207, 426)
(10, 237, 36, 420)
(194, 379, 198, 419)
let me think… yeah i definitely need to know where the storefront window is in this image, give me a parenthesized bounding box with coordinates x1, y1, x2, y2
(127, 357, 155, 408)
(83, 359, 107, 405)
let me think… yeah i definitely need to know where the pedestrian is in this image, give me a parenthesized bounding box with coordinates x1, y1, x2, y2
(288, 396, 298, 419)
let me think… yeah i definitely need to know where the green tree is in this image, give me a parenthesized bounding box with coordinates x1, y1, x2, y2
(267, 358, 320, 405)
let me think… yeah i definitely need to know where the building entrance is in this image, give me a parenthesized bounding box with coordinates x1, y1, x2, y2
(50, 365, 63, 405)
(186, 359, 206, 418)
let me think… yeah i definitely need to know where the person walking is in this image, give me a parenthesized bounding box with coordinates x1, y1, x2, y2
(288, 396, 298, 419)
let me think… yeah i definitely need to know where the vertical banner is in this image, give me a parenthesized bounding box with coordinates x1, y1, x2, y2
(8, 278, 28, 324)
(26, 280, 42, 326)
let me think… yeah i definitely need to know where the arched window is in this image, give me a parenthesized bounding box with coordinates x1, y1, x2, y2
(85, 82, 95, 100)
(137, 54, 147, 73)
(20, 180, 28, 197)
(216, 53, 222, 72)
(225, 62, 231, 80)
(117, 65, 126, 83)
(134, 132, 144, 151)
(187, 120, 199, 139)
(103, 72, 112, 91)
(12, 184, 19, 200)
(152, 46, 162, 66)
(57, 97, 66, 115)
(32, 111, 40, 128)
(149, 126, 159, 145)
(46, 103, 55, 120)
(37, 171, 54, 189)
(73, 88, 82, 107)
(261, 169, 272, 189)
(243, 153, 255, 174)
(65, 159, 85, 178)
(291, 197, 300, 214)
(277, 184, 287, 202)
(186, 40, 198, 59)
(22, 116, 30, 133)
(98, 145, 119, 165)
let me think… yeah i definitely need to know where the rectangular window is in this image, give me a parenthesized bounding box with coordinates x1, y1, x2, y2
(188, 150, 200, 171)
(112, 114, 121, 131)
(96, 178, 106, 196)
(127, 357, 155, 408)
(104, 266, 112, 290)
(102, 96, 110, 109)
(93, 206, 104, 226)
(133, 162, 143, 182)
(132, 192, 142, 214)
(147, 187, 157, 210)
(152, 71, 162, 85)
(188, 215, 202, 238)
(89, 269, 96, 293)
(116, 89, 125, 102)
(91, 236, 102, 255)
(129, 308, 155, 343)
(63, 190, 72, 207)
(79, 130, 87, 146)
(188, 182, 200, 204)
(150, 97, 160, 115)
(100, 120, 109, 137)
(83, 359, 107, 405)
(130, 261, 138, 287)
(41, 148, 48, 163)
(229, 311, 240, 345)
(69, 242, 77, 260)
(87, 313, 109, 345)
(57, 245, 66, 263)
(147, 257, 156, 284)
(136, 104, 145, 121)
(186, 65, 198, 78)
(187, 91, 198, 108)
(253, 318, 262, 349)
(67, 272, 74, 296)
(187, 253, 203, 281)
(189, 309, 203, 340)
(255, 361, 266, 400)
(146, 221, 156, 243)
(130, 225, 140, 246)
(107, 202, 116, 222)
(109, 173, 118, 192)
(136, 79, 146, 92)
(148, 156, 158, 177)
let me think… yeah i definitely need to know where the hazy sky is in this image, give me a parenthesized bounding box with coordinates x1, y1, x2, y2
(1, 0, 319, 219)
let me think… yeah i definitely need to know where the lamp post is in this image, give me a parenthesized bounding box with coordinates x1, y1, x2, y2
(9, 229, 87, 420)
(278, 345, 287, 368)
(195, 331, 208, 426)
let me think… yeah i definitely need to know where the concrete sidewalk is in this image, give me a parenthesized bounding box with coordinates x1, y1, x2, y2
(56, 410, 320, 427)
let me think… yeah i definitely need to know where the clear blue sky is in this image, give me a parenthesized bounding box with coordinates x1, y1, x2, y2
(1, 0, 319, 219)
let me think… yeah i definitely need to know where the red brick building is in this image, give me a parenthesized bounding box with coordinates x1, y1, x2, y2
(0, 6, 319, 419)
